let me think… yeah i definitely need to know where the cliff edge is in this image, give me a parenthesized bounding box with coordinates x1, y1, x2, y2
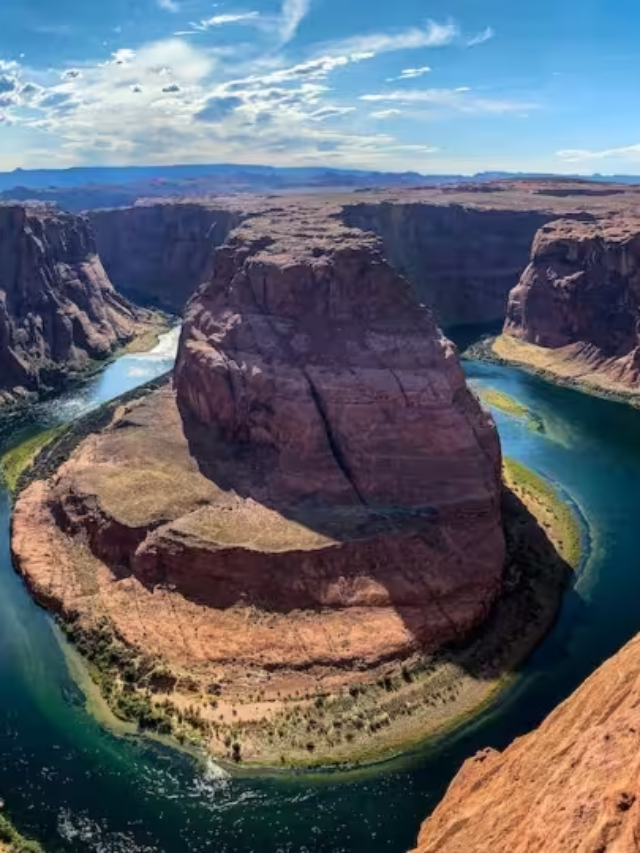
(413, 629, 640, 853)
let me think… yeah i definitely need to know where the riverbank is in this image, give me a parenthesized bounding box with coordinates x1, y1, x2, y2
(467, 334, 640, 409)
(9, 386, 580, 770)
(0, 814, 44, 853)
(0, 312, 172, 431)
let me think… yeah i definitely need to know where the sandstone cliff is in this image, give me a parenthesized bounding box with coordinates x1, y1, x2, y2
(0, 203, 143, 406)
(90, 202, 243, 312)
(13, 209, 513, 764)
(501, 218, 640, 395)
(342, 201, 552, 327)
(413, 629, 640, 853)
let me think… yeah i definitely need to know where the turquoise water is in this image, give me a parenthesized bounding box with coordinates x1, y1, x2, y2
(2, 340, 640, 852)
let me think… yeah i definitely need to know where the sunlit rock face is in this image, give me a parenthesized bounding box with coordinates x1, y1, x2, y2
(504, 218, 640, 388)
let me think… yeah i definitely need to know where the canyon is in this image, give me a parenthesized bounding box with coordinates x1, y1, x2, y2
(0, 203, 156, 408)
(5, 178, 640, 838)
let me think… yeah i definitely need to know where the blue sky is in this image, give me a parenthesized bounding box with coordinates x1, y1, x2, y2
(0, 0, 638, 174)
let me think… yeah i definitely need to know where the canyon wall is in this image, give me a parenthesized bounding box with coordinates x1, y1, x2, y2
(501, 218, 640, 393)
(342, 201, 553, 327)
(413, 629, 640, 853)
(0, 203, 142, 405)
(90, 202, 243, 312)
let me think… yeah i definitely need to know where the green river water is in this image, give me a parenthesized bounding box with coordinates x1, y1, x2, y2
(1, 329, 639, 852)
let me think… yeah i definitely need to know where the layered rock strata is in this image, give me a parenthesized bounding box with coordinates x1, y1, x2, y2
(501, 217, 640, 395)
(342, 201, 552, 327)
(0, 203, 144, 405)
(413, 630, 640, 853)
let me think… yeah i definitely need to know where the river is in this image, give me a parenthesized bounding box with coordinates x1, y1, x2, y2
(2, 332, 640, 852)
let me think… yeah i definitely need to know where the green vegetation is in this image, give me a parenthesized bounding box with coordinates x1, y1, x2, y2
(0, 426, 66, 493)
(476, 387, 544, 433)
(62, 619, 210, 747)
(504, 457, 581, 569)
(0, 814, 45, 853)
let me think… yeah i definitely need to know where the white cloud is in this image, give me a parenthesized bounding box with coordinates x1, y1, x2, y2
(178, 11, 261, 34)
(227, 52, 372, 88)
(309, 106, 355, 121)
(370, 108, 402, 119)
(361, 88, 536, 114)
(158, 0, 180, 11)
(556, 144, 640, 162)
(279, 0, 312, 45)
(387, 65, 431, 82)
(467, 27, 494, 47)
(324, 20, 458, 57)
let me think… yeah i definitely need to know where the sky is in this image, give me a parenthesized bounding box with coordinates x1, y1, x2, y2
(0, 0, 639, 174)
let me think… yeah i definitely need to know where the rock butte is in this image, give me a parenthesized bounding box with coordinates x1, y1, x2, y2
(11, 204, 518, 763)
(413, 629, 640, 853)
(0, 203, 152, 407)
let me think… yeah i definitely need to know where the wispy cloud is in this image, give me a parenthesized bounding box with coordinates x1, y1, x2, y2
(556, 143, 640, 162)
(226, 52, 373, 87)
(324, 20, 458, 57)
(176, 11, 260, 35)
(370, 108, 403, 119)
(279, 0, 312, 45)
(158, 0, 180, 11)
(387, 65, 431, 82)
(467, 26, 494, 47)
(361, 88, 536, 114)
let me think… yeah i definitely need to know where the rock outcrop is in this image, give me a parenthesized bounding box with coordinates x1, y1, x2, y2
(342, 201, 553, 327)
(502, 218, 640, 395)
(413, 629, 640, 853)
(0, 203, 144, 405)
(90, 202, 243, 312)
(13, 209, 512, 764)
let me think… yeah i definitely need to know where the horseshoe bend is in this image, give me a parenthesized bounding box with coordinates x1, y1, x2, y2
(9, 196, 576, 769)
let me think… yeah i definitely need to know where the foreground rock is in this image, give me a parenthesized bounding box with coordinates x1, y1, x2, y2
(501, 217, 640, 397)
(11, 211, 529, 765)
(0, 203, 149, 406)
(413, 629, 640, 853)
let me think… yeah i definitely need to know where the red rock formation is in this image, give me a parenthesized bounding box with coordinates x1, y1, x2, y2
(503, 218, 640, 391)
(341, 201, 553, 327)
(90, 201, 243, 312)
(0, 203, 143, 405)
(12, 211, 507, 759)
(175, 212, 504, 516)
(413, 631, 640, 853)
